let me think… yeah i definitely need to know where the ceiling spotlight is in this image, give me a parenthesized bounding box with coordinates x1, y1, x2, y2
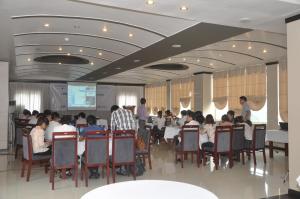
(79, 49, 83, 52)
(180, 5, 188, 11)
(183, 58, 186, 61)
(232, 44, 236, 48)
(219, 54, 222, 57)
(58, 47, 62, 51)
(27, 58, 31, 62)
(248, 46, 252, 50)
(116, 67, 121, 70)
(197, 59, 200, 62)
(98, 52, 102, 56)
(64, 37, 69, 41)
(67, 53, 71, 56)
(102, 26, 108, 32)
(168, 58, 172, 61)
(44, 23, 50, 27)
(58, 62, 62, 65)
(90, 62, 94, 66)
(172, 44, 181, 48)
(263, 49, 268, 53)
(146, 0, 154, 5)
(209, 63, 214, 66)
(134, 59, 140, 63)
(129, 33, 133, 37)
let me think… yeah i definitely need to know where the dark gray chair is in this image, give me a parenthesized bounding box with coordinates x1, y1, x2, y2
(80, 131, 110, 186)
(112, 130, 136, 183)
(136, 127, 152, 169)
(232, 124, 245, 163)
(50, 132, 78, 190)
(175, 125, 200, 168)
(14, 119, 33, 159)
(243, 124, 267, 165)
(21, 129, 50, 181)
(202, 126, 233, 170)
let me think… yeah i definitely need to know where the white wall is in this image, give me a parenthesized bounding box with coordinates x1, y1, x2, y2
(0, 62, 9, 150)
(287, 18, 300, 191)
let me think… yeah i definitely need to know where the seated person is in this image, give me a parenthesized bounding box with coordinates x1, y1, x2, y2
(164, 110, 175, 126)
(30, 117, 51, 156)
(20, 109, 31, 119)
(53, 117, 76, 133)
(43, 109, 52, 122)
(45, 112, 61, 140)
(220, 114, 233, 126)
(153, 111, 166, 142)
(200, 114, 216, 150)
(195, 111, 205, 126)
(227, 110, 235, 123)
(76, 112, 87, 126)
(28, 110, 39, 125)
(80, 115, 105, 137)
(177, 110, 187, 127)
(235, 116, 253, 147)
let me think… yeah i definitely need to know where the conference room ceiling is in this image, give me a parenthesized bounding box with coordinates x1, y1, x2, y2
(0, 0, 298, 83)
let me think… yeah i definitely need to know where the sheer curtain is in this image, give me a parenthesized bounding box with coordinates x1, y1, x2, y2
(115, 85, 144, 113)
(228, 68, 246, 113)
(145, 82, 167, 115)
(213, 71, 228, 110)
(279, 61, 288, 122)
(9, 82, 50, 112)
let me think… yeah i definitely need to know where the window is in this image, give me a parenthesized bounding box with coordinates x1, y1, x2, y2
(15, 91, 42, 112)
(115, 86, 143, 114)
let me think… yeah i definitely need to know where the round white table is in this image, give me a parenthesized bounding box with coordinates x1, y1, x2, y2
(81, 180, 218, 199)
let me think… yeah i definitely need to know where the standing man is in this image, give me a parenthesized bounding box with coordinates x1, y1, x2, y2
(137, 98, 148, 130)
(240, 96, 251, 121)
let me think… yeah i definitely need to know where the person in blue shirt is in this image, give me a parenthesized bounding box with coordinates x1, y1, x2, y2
(80, 115, 105, 137)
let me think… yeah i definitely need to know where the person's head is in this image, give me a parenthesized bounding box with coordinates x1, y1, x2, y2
(43, 109, 52, 117)
(245, 120, 252, 127)
(111, 105, 119, 113)
(221, 114, 230, 123)
(23, 109, 31, 116)
(165, 110, 171, 116)
(51, 112, 60, 122)
(60, 116, 71, 125)
(227, 110, 235, 122)
(186, 110, 195, 122)
(140, 98, 146, 105)
(36, 117, 49, 130)
(78, 112, 86, 119)
(205, 114, 215, 125)
(181, 110, 187, 117)
(235, 116, 244, 124)
(87, 115, 97, 126)
(239, 96, 247, 105)
(157, 111, 163, 118)
(195, 111, 205, 124)
(37, 113, 44, 119)
(32, 110, 39, 116)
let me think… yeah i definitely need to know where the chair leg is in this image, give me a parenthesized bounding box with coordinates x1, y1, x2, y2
(242, 151, 245, 165)
(80, 165, 83, 181)
(85, 166, 88, 187)
(132, 164, 136, 180)
(51, 168, 55, 190)
(112, 165, 116, 183)
(229, 152, 233, 168)
(253, 151, 257, 166)
(263, 149, 267, 164)
(106, 164, 110, 184)
(21, 161, 26, 178)
(191, 153, 194, 163)
(148, 152, 152, 170)
(202, 151, 206, 166)
(142, 155, 146, 166)
(15, 145, 19, 159)
(214, 153, 219, 170)
(175, 151, 177, 164)
(181, 153, 184, 168)
(102, 166, 105, 179)
(26, 161, 32, 182)
(197, 150, 200, 168)
(75, 166, 78, 188)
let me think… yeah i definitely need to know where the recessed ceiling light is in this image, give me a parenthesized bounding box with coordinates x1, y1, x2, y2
(64, 37, 69, 41)
(232, 44, 236, 48)
(129, 33, 133, 37)
(102, 26, 108, 32)
(58, 47, 62, 51)
(172, 44, 181, 48)
(209, 63, 214, 66)
(79, 49, 83, 52)
(44, 23, 50, 27)
(263, 49, 268, 53)
(219, 54, 222, 57)
(27, 58, 31, 62)
(134, 59, 140, 63)
(116, 67, 121, 70)
(67, 53, 71, 56)
(90, 62, 94, 66)
(180, 5, 188, 11)
(197, 59, 200, 62)
(183, 58, 186, 61)
(58, 62, 61, 65)
(248, 46, 252, 50)
(168, 58, 172, 61)
(98, 52, 102, 56)
(146, 0, 154, 5)
(240, 17, 251, 23)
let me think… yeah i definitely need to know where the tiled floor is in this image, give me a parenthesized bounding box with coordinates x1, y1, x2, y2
(0, 144, 289, 199)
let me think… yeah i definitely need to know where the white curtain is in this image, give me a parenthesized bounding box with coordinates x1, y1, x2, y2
(115, 86, 144, 113)
(9, 82, 50, 112)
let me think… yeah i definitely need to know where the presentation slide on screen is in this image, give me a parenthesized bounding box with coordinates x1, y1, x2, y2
(67, 82, 96, 110)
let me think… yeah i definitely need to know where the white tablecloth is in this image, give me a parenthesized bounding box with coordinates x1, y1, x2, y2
(81, 180, 218, 199)
(78, 138, 113, 156)
(266, 130, 288, 143)
(164, 126, 181, 140)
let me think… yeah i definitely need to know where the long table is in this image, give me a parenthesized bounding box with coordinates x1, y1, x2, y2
(266, 129, 288, 158)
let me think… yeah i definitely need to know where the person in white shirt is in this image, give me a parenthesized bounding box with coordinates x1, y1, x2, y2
(30, 117, 51, 155)
(235, 116, 253, 146)
(200, 114, 216, 149)
(219, 114, 233, 126)
(53, 117, 77, 133)
(177, 110, 187, 127)
(28, 110, 39, 125)
(76, 112, 87, 126)
(19, 109, 31, 119)
(45, 112, 61, 140)
(153, 111, 166, 143)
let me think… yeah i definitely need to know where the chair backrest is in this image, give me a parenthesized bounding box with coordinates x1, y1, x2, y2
(144, 126, 151, 150)
(112, 130, 135, 164)
(252, 124, 266, 150)
(84, 131, 109, 166)
(15, 119, 30, 127)
(52, 132, 77, 169)
(22, 129, 32, 160)
(232, 124, 245, 150)
(214, 126, 233, 153)
(181, 125, 199, 152)
(165, 118, 172, 126)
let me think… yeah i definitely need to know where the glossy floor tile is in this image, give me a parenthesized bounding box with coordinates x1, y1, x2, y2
(0, 144, 289, 199)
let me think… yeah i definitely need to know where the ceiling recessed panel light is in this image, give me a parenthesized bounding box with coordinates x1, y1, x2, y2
(248, 46, 252, 50)
(67, 53, 71, 56)
(129, 33, 133, 37)
(58, 47, 62, 51)
(183, 58, 186, 61)
(172, 44, 181, 48)
(44, 23, 50, 27)
(98, 52, 102, 56)
(134, 59, 140, 63)
(263, 49, 268, 53)
(116, 67, 121, 70)
(27, 58, 31, 62)
(58, 62, 61, 65)
(232, 44, 236, 48)
(180, 5, 188, 11)
(64, 37, 69, 41)
(146, 0, 154, 5)
(197, 59, 200, 62)
(79, 49, 83, 52)
(168, 58, 172, 61)
(209, 63, 214, 66)
(102, 26, 108, 32)
(90, 62, 94, 66)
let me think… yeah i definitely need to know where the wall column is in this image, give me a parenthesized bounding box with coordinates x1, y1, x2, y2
(286, 14, 300, 194)
(193, 72, 212, 114)
(266, 62, 279, 129)
(0, 61, 9, 150)
(166, 80, 171, 110)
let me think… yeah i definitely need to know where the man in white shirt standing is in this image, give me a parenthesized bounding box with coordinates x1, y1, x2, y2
(177, 110, 188, 127)
(45, 112, 61, 140)
(240, 96, 251, 121)
(28, 110, 39, 125)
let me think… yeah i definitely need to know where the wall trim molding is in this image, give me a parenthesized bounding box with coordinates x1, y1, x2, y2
(285, 13, 300, 24)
